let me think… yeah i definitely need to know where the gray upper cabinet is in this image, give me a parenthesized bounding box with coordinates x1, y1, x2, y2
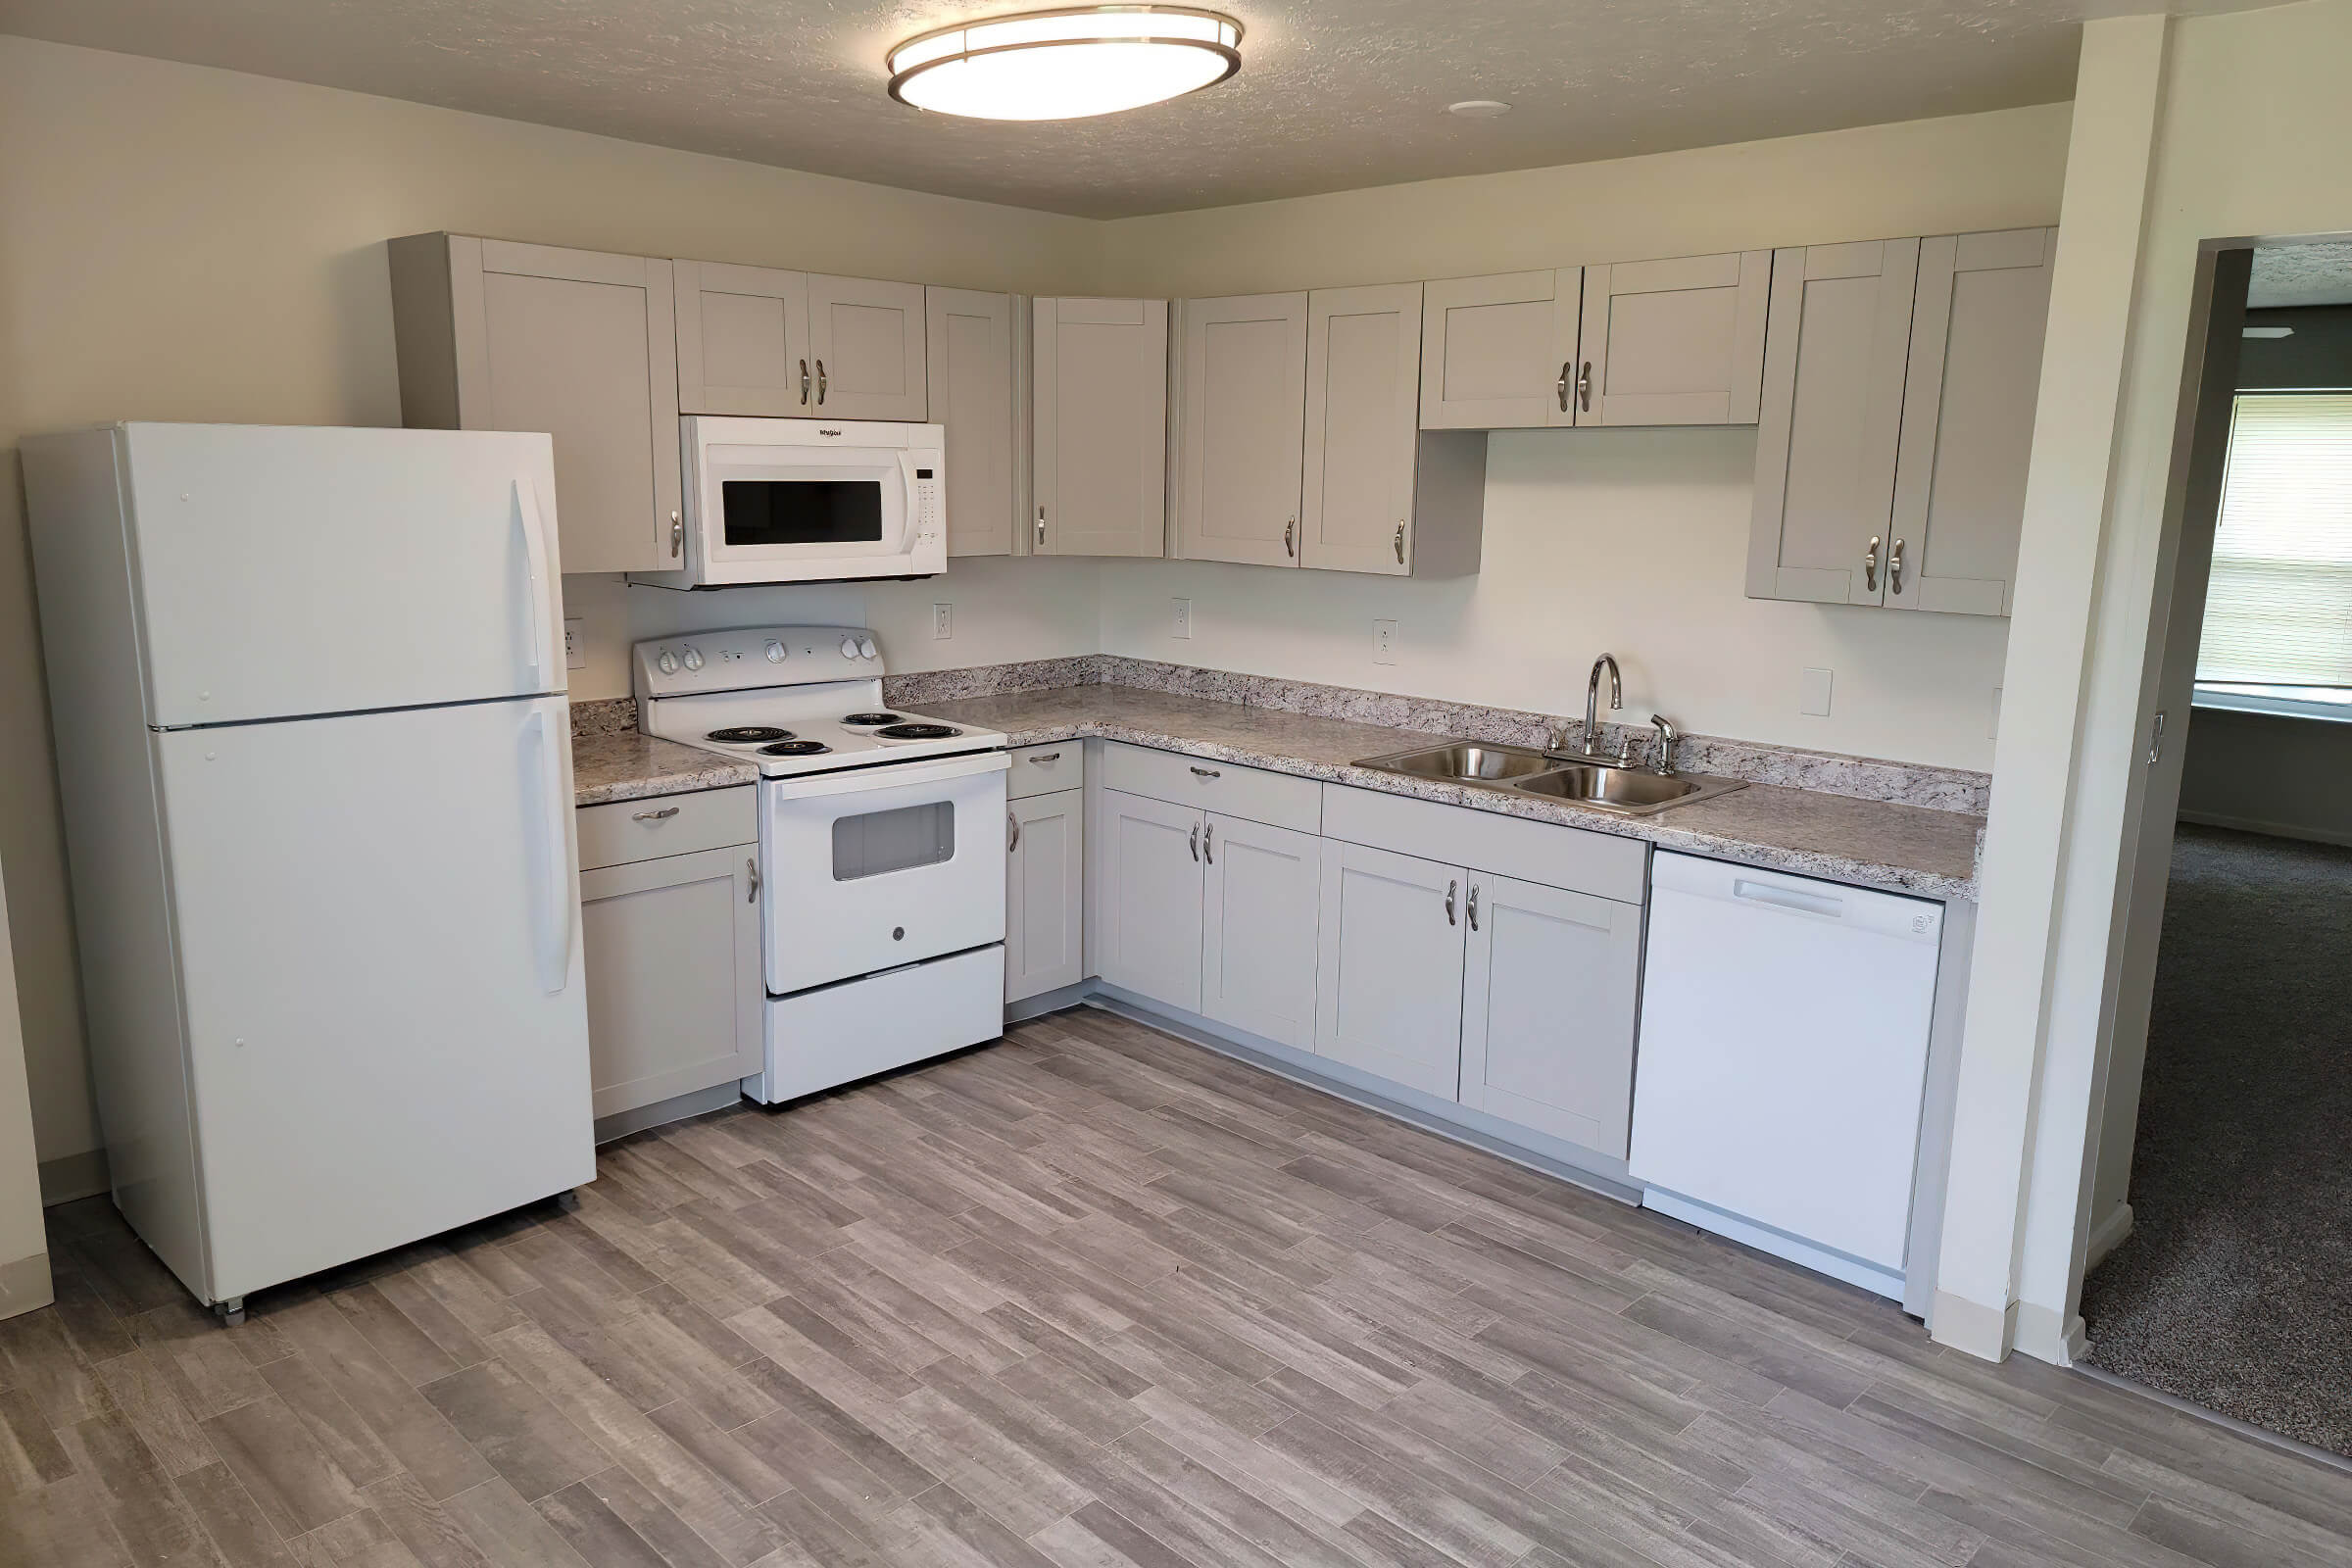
(1577, 251, 1770, 426)
(1886, 228, 2057, 617)
(1746, 238, 1922, 607)
(1302, 283, 1486, 577)
(925, 287, 1024, 558)
(1033, 297, 1169, 558)
(1418, 270, 1582, 429)
(1175, 292, 1308, 567)
(805, 274, 928, 421)
(673, 260, 811, 416)
(389, 233, 682, 576)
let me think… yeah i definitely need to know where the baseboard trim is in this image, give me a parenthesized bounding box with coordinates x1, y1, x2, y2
(0, 1250, 55, 1320)
(2014, 1300, 2089, 1365)
(1932, 1289, 2018, 1361)
(1642, 1187, 1904, 1300)
(38, 1148, 109, 1207)
(2177, 809, 2352, 849)
(593, 1081, 744, 1145)
(2084, 1200, 2134, 1270)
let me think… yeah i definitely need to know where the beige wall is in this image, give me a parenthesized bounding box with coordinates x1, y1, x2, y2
(0, 35, 1095, 1171)
(1091, 104, 2073, 771)
(2176, 708, 2352, 844)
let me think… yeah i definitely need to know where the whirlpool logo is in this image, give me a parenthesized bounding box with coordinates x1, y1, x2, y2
(818, 428, 844, 436)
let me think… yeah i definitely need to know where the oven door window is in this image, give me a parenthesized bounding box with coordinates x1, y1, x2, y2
(723, 479, 885, 548)
(832, 801, 955, 881)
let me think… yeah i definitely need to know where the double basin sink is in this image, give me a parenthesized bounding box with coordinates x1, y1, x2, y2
(1352, 742, 1746, 816)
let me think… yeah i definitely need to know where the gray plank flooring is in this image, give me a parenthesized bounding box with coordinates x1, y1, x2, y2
(4, 1007, 2348, 1567)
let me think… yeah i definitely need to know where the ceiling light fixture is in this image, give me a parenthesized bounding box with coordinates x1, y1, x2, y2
(887, 6, 1244, 122)
(1447, 100, 1512, 119)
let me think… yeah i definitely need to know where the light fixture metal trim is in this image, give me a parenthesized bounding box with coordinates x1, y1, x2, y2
(887, 5, 1245, 122)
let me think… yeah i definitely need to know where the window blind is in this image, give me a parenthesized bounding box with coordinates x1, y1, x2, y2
(2197, 393, 2352, 687)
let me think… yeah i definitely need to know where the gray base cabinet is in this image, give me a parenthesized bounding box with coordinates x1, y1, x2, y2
(1313, 840, 1470, 1099)
(1006, 787, 1085, 1003)
(1094, 787, 1205, 1009)
(578, 842, 760, 1121)
(1200, 814, 1323, 1050)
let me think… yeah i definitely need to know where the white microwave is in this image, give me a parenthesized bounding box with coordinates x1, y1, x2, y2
(630, 416, 946, 588)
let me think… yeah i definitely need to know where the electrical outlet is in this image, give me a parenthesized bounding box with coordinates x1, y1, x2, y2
(1799, 666, 1833, 716)
(564, 617, 586, 671)
(1373, 619, 1397, 665)
(1171, 598, 1193, 639)
(933, 603, 952, 639)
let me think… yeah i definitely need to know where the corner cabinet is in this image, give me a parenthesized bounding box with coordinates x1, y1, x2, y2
(575, 788, 761, 1124)
(1747, 229, 2053, 617)
(926, 287, 1025, 558)
(389, 234, 682, 575)
(1033, 297, 1169, 558)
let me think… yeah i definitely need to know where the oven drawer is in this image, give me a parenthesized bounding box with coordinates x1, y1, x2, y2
(577, 785, 756, 871)
(1099, 742, 1320, 834)
(1007, 742, 1084, 800)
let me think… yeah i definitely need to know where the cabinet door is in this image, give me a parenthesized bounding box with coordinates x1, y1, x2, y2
(463, 238, 683, 575)
(1418, 270, 1580, 429)
(806, 274, 929, 421)
(1458, 874, 1643, 1156)
(1746, 239, 1920, 606)
(1095, 788, 1202, 1011)
(1176, 293, 1308, 566)
(1886, 228, 2056, 618)
(1302, 283, 1422, 575)
(1033, 299, 1169, 557)
(1006, 788, 1084, 1004)
(579, 844, 760, 1120)
(1200, 813, 1322, 1049)
(1577, 251, 1770, 426)
(674, 260, 811, 416)
(1314, 840, 1467, 1098)
(926, 287, 1020, 558)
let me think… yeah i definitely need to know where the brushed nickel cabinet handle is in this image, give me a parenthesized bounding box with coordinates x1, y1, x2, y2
(1888, 537, 1906, 596)
(1027, 751, 1061, 764)
(1577, 361, 1592, 413)
(1863, 535, 1882, 594)
(799, 359, 810, 405)
(1446, 879, 1457, 926)
(1394, 522, 1405, 564)
(1556, 361, 1571, 413)
(1203, 821, 1214, 863)
(815, 359, 828, 404)
(1189, 765, 1220, 779)
(1285, 517, 1296, 559)
(1036, 506, 1047, 549)
(747, 856, 760, 902)
(1007, 809, 1020, 853)
(669, 510, 682, 558)
(633, 806, 680, 822)
(1467, 883, 1480, 932)
(1189, 822, 1200, 862)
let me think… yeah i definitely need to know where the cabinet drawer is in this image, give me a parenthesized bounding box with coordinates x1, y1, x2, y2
(1099, 742, 1320, 834)
(1007, 742, 1085, 800)
(1321, 783, 1646, 905)
(577, 785, 756, 871)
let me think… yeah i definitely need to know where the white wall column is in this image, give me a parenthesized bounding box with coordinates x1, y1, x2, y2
(1931, 15, 2171, 1361)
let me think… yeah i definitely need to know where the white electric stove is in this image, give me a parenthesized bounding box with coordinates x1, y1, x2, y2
(635, 626, 1009, 1104)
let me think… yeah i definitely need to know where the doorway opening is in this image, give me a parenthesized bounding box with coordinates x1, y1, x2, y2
(2080, 238, 2352, 1458)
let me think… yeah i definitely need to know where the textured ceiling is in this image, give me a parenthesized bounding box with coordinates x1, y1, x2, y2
(2249, 242, 2352, 309)
(0, 0, 2268, 218)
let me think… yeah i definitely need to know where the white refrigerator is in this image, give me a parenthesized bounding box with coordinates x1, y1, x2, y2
(24, 423, 595, 1318)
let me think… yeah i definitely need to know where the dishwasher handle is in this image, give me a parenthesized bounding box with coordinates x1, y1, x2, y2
(1732, 879, 1845, 919)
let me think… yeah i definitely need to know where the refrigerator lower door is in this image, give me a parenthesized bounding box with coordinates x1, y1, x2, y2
(155, 695, 592, 1303)
(121, 423, 567, 727)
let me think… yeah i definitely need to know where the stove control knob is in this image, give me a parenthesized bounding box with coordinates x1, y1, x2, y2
(840, 636, 859, 660)
(657, 649, 678, 676)
(764, 640, 787, 664)
(680, 645, 704, 672)
(858, 636, 878, 660)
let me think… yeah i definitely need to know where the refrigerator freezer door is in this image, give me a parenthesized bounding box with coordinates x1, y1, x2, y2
(121, 424, 566, 727)
(156, 695, 593, 1302)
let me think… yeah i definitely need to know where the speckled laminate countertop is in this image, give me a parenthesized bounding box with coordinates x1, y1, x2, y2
(917, 684, 1984, 901)
(572, 730, 757, 807)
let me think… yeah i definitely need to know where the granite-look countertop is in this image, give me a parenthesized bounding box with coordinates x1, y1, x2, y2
(572, 731, 757, 807)
(918, 684, 1984, 900)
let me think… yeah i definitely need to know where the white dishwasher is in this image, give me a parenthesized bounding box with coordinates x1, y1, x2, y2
(1629, 851, 1943, 1298)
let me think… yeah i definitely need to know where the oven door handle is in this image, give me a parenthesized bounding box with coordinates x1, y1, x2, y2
(765, 750, 1009, 801)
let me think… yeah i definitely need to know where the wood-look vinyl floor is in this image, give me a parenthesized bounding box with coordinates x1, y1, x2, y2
(6, 1007, 2349, 1568)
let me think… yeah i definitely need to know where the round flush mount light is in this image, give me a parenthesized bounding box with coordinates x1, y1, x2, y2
(887, 6, 1243, 122)
(1446, 99, 1512, 119)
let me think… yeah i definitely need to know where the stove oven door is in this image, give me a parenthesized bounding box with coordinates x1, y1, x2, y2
(761, 751, 1009, 995)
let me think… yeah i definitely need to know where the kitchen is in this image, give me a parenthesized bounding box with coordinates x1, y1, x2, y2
(4, 5, 2351, 1566)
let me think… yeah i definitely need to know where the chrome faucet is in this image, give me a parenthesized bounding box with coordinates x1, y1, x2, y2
(1648, 713, 1680, 775)
(1581, 654, 1622, 760)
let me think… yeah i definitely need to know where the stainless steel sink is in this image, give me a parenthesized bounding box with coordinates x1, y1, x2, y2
(1353, 743, 1747, 816)
(1356, 743, 1556, 782)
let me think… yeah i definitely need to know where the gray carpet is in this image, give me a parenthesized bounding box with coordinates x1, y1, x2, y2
(2081, 823, 2352, 1457)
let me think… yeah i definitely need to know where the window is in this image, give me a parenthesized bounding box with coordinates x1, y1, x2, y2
(2194, 393, 2352, 712)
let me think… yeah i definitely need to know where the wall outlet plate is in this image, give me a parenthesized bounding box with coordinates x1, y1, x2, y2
(933, 603, 952, 639)
(1373, 619, 1397, 664)
(1799, 666, 1833, 716)
(564, 617, 586, 671)
(1172, 598, 1193, 639)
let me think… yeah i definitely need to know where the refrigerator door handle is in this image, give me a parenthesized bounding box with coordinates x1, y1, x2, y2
(524, 707, 574, 993)
(514, 477, 558, 685)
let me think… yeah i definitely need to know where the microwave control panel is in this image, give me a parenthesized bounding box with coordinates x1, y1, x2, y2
(914, 465, 941, 541)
